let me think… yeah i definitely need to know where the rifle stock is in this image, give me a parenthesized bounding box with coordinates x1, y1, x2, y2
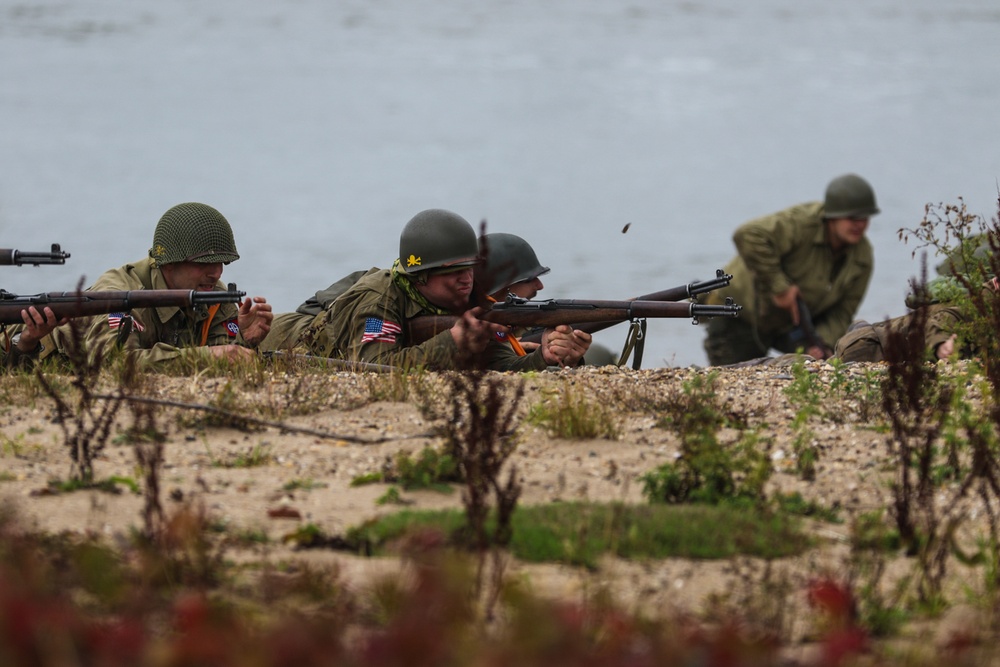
(408, 297, 741, 344)
(0, 284, 246, 325)
(0, 244, 70, 266)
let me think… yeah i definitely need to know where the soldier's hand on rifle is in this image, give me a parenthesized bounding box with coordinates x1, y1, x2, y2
(540, 325, 592, 367)
(772, 285, 802, 325)
(16, 306, 64, 353)
(450, 307, 505, 355)
(238, 296, 273, 347)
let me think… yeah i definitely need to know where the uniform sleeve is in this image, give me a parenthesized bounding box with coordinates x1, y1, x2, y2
(486, 341, 549, 371)
(0, 325, 42, 371)
(313, 289, 462, 370)
(732, 207, 811, 298)
(48, 270, 236, 369)
(50, 312, 216, 368)
(924, 306, 964, 357)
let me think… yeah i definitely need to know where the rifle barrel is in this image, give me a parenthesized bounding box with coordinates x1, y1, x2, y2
(636, 269, 732, 302)
(0, 244, 71, 266)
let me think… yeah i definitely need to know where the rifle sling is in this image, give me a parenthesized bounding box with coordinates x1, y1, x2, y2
(200, 304, 222, 346)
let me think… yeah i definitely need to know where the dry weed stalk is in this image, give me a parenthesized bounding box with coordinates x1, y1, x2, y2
(440, 370, 524, 619)
(35, 316, 125, 483)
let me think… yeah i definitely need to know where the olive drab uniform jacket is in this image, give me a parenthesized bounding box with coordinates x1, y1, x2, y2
(833, 306, 962, 363)
(303, 269, 550, 371)
(45, 257, 246, 367)
(834, 281, 998, 363)
(706, 202, 874, 346)
(258, 269, 375, 352)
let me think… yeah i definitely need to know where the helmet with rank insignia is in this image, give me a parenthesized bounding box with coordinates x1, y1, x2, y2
(398, 209, 479, 275)
(149, 202, 240, 265)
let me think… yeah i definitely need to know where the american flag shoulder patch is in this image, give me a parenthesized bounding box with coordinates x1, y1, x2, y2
(107, 313, 145, 332)
(494, 331, 509, 342)
(361, 317, 402, 344)
(224, 318, 240, 337)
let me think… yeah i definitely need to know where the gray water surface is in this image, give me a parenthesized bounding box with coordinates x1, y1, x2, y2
(2, 0, 998, 367)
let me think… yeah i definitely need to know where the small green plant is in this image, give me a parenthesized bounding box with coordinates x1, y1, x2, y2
(527, 383, 621, 439)
(0, 433, 26, 457)
(644, 372, 771, 506)
(394, 446, 458, 491)
(772, 491, 841, 523)
(376, 486, 408, 506)
(212, 443, 273, 469)
(784, 361, 824, 480)
(46, 475, 140, 495)
(350, 471, 384, 487)
(283, 478, 328, 492)
(345, 501, 811, 568)
(226, 527, 270, 547)
(350, 446, 459, 492)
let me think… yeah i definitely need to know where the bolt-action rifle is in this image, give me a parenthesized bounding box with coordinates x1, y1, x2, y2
(0, 244, 71, 266)
(517, 269, 734, 345)
(407, 294, 741, 344)
(0, 284, 246, 325)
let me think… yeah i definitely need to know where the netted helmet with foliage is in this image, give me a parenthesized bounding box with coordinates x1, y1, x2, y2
(149, 202, 240, 265)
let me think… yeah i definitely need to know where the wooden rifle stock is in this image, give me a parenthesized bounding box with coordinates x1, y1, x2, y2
(407, 297, 741, 344)
(0, 244, 70, 266)
(0, 284, 245, 325)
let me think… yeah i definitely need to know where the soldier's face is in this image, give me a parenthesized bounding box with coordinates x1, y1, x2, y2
(493, 276, 544, 301)
(827, 217, 869, 250)
(417, 267, 475, 312)
(161, 261, 224, 291)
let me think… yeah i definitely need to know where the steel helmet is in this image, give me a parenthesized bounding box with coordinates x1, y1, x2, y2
(398, 209, 479, 274)
(476, 232, 551, 295)
(149, 202, 240, 265)
(823, 174, 880, 219)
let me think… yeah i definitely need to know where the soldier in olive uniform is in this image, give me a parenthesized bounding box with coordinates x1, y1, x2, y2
(703, 174, 878, 366)
(834, 281, 996, 363)
(475, 231, 616, 365)
(302, 209, 591, 370)
(41, 202, 272, 368)
(476, 231, 552, 358)
(477, 232, 550, 302)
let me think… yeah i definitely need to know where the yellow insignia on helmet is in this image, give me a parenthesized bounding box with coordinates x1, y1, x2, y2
(152, 244, 166, 257)
(407, 254, 421, 268)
